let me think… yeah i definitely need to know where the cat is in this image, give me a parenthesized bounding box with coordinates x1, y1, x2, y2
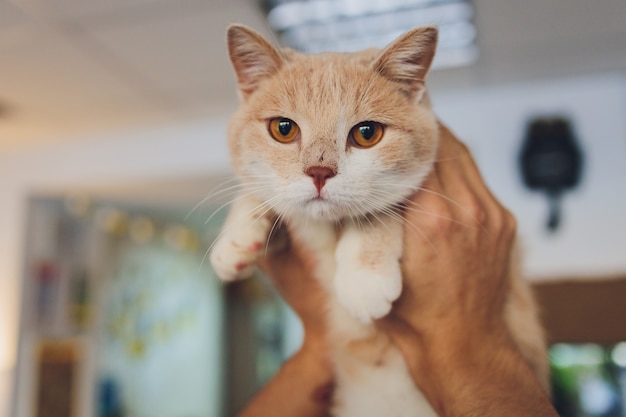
(210, 24, 549, 417)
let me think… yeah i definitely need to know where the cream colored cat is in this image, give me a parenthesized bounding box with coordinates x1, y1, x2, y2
(210, 24, 548, 417)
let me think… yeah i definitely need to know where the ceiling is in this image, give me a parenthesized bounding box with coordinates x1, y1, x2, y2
(1, 0, 625, 151)
(0, 0, 271, 150)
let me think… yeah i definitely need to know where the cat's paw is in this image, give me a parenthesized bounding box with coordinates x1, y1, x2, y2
(209, 217, 271, 282)
(334, 263, 402, 323)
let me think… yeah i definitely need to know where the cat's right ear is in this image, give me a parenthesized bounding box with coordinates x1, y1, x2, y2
(226, 24, 284, 99)
(373, 26, 438, 101)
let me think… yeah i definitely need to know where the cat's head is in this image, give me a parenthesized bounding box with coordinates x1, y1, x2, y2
(226, 25, 439, 222)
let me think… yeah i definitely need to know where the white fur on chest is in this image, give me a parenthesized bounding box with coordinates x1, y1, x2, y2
(288, 218, 437, 417)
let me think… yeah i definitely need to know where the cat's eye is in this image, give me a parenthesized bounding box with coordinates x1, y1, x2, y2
(268, 118, 300, 143)
(349, 121, 384, 148)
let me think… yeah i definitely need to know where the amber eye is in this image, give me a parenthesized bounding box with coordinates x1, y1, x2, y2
(268, 118, 300, 143)
(350, 121, 384, 148)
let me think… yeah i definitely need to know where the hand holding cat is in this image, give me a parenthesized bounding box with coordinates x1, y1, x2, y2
(378, 123, 557, 417)
(258, 228, 329, 348)
(382, 122, 517, 347)
(254, 123, 557, 417)
(235, 228, 333, 417)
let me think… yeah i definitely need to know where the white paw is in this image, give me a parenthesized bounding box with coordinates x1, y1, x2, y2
(210, 217, 271, 282)
(334, 263, 402, 323)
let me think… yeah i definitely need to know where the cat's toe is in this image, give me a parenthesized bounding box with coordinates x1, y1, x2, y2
(355, 296, 393, 324)
(209, 243, 257, 281)
(209, 222, 270, 281)
(209, 217, 270, 281)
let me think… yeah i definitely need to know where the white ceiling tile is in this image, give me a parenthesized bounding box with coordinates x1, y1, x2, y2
(85, 5, 268, 104)
(0, 30, 170, 147)
(0, 33, 144, 107)
(175, 81, 238, 119)
(0, 1, 30, 29)
(475, 0, 626, 49)
(0, 23, 42, 52)
(428, 0, 626, 90)
(0, 1, 39, 52)
(35, 0, 240, 20)
(34, 0, 178, 19)
(481, 32, 626, 84)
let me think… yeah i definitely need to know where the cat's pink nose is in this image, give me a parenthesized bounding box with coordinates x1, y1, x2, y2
(306, 166, 336, 194)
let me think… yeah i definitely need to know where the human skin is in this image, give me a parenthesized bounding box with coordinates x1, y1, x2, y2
(239, 238, 333, 417)
(377, 124, 558, 417)
(239, 123, 558, 417)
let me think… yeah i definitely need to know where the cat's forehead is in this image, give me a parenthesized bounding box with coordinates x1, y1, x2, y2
(253, 48, 396, 123)
(287, 50, 377, 92)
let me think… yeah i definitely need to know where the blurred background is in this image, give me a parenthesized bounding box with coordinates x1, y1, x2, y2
(1, 0, 626, 416)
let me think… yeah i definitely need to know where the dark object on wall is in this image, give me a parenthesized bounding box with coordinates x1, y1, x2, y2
(519, 117, 584, 232)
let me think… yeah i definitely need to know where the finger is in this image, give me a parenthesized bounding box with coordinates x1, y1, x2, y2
(439, 123, 516, 233)
(434, 123, 501, 228)
(257, 226, 300, 286)
(435, 125, 479, 195)
(402, 176, 452, 261)
(403, 131, 468, 239)
(404, 166, 446, 222)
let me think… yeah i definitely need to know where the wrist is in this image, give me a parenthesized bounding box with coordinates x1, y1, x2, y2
(298, 332, 332, 369)
(289, 336, 334, 406)
(416, 326, 553, 417)
(401, 322, 507, 393)
(418, 321, 512, 379)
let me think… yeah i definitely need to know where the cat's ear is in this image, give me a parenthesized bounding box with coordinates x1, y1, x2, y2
(373, 26, 438, 100)
(226, 24, 284, 98)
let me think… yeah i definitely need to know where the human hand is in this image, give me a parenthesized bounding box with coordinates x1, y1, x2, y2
(257, 227, 334, 407)
(377, 123, 559, 417)
(257, 227, 329, 351)
(379, 122, 518, 379)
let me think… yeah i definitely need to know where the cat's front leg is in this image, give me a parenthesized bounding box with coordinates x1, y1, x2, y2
(335, 216, 403, 323)
(209, 194, 272, 281)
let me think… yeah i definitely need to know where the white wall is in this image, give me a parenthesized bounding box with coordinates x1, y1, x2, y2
(0, 371, 8, 417)
(1, 71, 626, 417)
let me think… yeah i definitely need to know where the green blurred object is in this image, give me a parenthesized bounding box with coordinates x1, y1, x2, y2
(550, 343, 625, 417)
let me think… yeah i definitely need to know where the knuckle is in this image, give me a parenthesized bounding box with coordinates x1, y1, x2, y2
(408, 203, 453, 241)
(467, 196, 487, 226)
(432, 203, 455, 232)
(434, 213, 453, 234)
(490, 203, 517, 238)
(504, 208, 518, 235)
(457, 140, 471, 155)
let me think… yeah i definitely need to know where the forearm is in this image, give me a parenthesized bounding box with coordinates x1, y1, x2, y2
(238, 342, 333, 417)
(415, 329, 557, 417)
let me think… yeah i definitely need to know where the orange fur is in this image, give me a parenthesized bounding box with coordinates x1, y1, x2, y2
(215, 24, 548, 416)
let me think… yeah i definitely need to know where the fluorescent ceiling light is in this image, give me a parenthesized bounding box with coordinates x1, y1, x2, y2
(263, 0, 478, 70)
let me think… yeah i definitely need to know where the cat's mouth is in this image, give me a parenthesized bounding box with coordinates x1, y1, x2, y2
(306, 195, 330, 206)
(302, 195, 346, 220)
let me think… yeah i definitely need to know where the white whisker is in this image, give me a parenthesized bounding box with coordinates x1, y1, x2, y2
(185, 179, 274, 220)
(203, 186, 275, 225)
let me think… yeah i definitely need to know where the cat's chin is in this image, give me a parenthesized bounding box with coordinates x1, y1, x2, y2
(296, 198, 345, 222)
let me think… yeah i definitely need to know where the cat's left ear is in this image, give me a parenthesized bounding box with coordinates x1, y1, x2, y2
(227, 24, 284, 99)
(373, 26, 438, 100)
